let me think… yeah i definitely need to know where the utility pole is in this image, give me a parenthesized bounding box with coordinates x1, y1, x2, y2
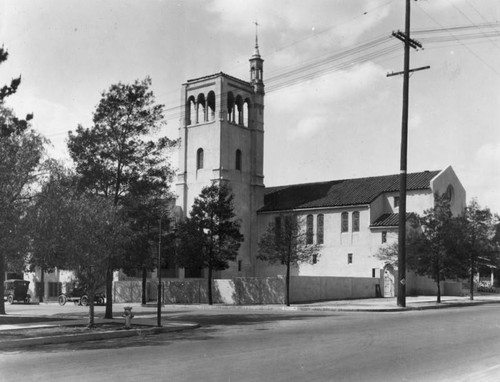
(387, 0, 429, 307)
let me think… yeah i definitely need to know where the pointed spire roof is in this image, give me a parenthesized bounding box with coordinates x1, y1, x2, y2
(252, 21, 261, 58)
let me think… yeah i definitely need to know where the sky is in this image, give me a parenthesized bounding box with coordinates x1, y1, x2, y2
(1, 0, 499, 213)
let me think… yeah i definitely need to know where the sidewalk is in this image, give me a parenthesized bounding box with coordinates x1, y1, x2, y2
(291, 294, 500, 312)
(148, 294, 500, 312)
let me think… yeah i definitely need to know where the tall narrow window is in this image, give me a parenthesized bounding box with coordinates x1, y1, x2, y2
(207, 91, 216, 121)
(352, 211, 360, 232)
(382, 231, 387, 243)
(274, 216, 282, 237)
(196, 148, 204, 170)
(347, 253, 353, 264)
(235, 149, 242, 171)
(317, 214, 324, 244)
(306, 214, 314, 244)
(394, 196, 400, 208)
(341, 212, 349, 233)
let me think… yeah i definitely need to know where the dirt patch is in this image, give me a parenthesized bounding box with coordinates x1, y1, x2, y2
(0, 316, 74, 325)
(0, 322, 152, 341)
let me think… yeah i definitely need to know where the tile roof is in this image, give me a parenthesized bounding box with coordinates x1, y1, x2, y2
(370, 213, 415, 227)
(260, 170, 440, 213)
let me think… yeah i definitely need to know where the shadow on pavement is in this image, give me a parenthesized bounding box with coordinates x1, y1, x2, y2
(2, 311, 338, 353)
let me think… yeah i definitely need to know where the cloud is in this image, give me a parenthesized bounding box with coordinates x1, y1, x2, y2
(463, 141, 500, 212)
(288, 116, 328, 140)
(265, 61, 388, 144)
(268, 61, 385, 112)
(208, 0, 392, 47)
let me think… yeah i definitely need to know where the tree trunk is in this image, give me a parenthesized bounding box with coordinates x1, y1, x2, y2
(141, 266, 147, 305)
(39, 269, 45, 303)
(207, 265, 213, 305)
(104, 267, 113, 318)
(436, 268, 441, 303)
(88, 290, 95, 329)
(285, 260, 291, 307)
(469, 266, 474, 301)
(0, 253, 6, 315)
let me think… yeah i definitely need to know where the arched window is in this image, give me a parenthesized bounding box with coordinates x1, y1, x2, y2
(317, 214, 324, 244)
(187, 96, 196, 125)
(306, 214, 314, 244)
(235, 95, 244, 125)
(197, 93, 206, 123)
(196, 148, 204, 170)
(227, 92, 235, 123)
(444, 184, 455, 203)
(207, 91, 216, 121)
(243, 99, 250, 127)
(235, 149, 242, 171)
(352, 211, 360, 232)
(341, 212, 349, 233)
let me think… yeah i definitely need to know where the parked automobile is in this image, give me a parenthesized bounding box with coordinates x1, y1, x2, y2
(3, 279, 31, 304)
(57, 283, 105, 306)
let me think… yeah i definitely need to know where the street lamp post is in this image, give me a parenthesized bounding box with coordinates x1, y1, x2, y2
(157, 215, 163, 327)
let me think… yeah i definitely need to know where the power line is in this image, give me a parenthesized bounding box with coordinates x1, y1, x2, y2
(414, 2, 500, 76)
(448, 0, 500, 52)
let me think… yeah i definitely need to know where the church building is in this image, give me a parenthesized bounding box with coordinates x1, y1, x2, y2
(174, 38, 466, 281)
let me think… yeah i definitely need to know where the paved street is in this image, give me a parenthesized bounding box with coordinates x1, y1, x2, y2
(1, 304, 500, 381)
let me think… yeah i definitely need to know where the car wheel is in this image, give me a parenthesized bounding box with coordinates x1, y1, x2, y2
(24, 296, 31, 304)
(58, 295, 67, 306)
(7, 295, 14, 304)
(80, 295, 89, 306)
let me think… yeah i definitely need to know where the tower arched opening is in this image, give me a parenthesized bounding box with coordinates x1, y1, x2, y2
(197, 93, 206, 123)
(187, 96, 196, 126)
(207, 91, 216, 121)
(235, 95, 244, 125)
(243, 98, 251, 127)
(227, 91, 235, 123)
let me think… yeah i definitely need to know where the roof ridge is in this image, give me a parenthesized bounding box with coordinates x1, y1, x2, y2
(265, 170, 440, 191)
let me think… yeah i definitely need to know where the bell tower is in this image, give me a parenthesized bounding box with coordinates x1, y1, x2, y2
(176, 37, 265, 277)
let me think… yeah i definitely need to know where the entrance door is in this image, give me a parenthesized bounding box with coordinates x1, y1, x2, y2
(384, 265, 395, 297)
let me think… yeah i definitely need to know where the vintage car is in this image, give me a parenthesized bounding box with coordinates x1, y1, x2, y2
(58, 283, 105, 306)
(3, 279, 31, 304)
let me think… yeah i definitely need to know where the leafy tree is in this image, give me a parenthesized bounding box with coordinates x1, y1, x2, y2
(67, 77, 176, 318)
(375, 196, 463, 303)
(175, 183, 243, 305)
(120, 175, 175, 305)
(0, 46, 40, 315)
(27, 168, 129, 327)
(455, 199, 499, 300)
(24, 162, 72, 302)
(0, 108, 45, 314)
(258, 214, 321, 306)
(65, 195, 129, 327)
(375, 241, 399, 268)
(0, 46, 33, 137)
(408, 195, 459, 303)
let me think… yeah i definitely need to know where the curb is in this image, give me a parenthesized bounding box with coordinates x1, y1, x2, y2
(143, 299, 500, 313)
(0, 322, 200, 350)
(291, 299, 500, 312)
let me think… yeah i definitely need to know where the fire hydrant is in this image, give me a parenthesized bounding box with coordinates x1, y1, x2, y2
(122, 306, 134, 329)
